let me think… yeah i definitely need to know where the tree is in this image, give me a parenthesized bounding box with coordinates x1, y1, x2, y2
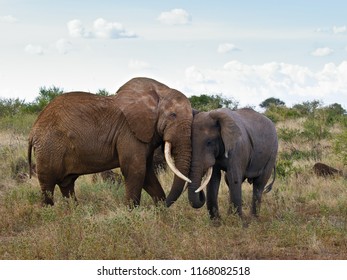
(259, 97, 285, 109)
(0, 98, 26, 117)
(25, 86, 64, 113)
(293, 100, 321, 116)
(189, 94, 238, 111)
(96, 89, 111, 96)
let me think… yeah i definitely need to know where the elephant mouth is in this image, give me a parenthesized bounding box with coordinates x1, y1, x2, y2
(164, 142, 192, 184)
(194, 166, 213, 193)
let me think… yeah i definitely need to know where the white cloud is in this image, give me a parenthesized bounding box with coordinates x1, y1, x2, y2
(182, 61, 347, 108)
(0, 15, 18, 23)
(217, 43, 240, 54)
(67, 19, 91, 38)
(332, 25, 347, 34)
(93, 18, 136, 39)
(157, 9, 191, 25)
(67, 18, 136, 39)
(315, 25, 347, 35)
(25, 44, 44, 55)
(128, 59, 151, 70)
(56, 38, 72, 54)
(185, 66, 206, 83)
(311, 47, 334, 57)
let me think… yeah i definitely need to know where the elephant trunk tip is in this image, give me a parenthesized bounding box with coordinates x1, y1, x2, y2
(188, 187, 206, 209)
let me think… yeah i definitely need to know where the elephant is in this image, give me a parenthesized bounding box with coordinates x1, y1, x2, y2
(187, 108, 278, 220)
(28, 77, 193, 207)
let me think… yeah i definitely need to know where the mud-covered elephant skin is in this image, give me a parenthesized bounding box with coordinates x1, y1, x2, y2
(188, 108, 278, 219)
(28, 77, 193, 207)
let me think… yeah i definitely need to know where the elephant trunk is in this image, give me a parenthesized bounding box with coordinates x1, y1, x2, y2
(187, 162, 206, 208)
(165, 141, 192, 207)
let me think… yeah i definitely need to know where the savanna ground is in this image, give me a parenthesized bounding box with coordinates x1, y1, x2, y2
(0, 104, 346, 260)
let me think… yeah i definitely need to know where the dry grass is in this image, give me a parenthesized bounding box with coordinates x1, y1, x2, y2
(0, 116, 346, 260)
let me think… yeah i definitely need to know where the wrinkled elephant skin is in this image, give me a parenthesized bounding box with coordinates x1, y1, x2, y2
(188, 108, 278, 219)
(28, 77, 193, 207)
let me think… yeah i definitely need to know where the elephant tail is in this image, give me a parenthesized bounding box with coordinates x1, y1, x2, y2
(263, 166, 276, 194)
(28, 137, 33, 179)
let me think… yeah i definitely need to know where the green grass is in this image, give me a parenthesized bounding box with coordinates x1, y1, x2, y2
(0, 114, 346, 260)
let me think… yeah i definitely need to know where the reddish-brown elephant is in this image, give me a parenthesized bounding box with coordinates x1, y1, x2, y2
(28, 77, 192, 207)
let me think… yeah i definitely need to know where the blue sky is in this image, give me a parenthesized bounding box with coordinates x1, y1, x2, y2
(1, 0, 347, 109)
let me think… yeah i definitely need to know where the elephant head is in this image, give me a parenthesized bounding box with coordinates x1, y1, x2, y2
(116, 77, 193, 206)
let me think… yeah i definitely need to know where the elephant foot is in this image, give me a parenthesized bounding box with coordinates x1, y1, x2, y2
(41, 192, 54, 206)
(210, 217, 223, 227)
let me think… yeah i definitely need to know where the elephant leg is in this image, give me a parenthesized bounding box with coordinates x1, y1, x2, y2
(251, 175, 271, 216)
(121, 156, 147, 208)
(36, 171, 56, 205)
(225, 171, 243, 217)
(39, 181, 55, 206)
(143, 166, 166, 205)
(58, 175, 79, 203)
(206, 167, 222, 220)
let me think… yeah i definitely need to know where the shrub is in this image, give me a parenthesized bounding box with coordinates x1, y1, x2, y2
(189, 94, 238, 111)
(0, 98, 26, 117)
(277, 128, 301, 142)
(301, 117, 330, 141)
(259, 97, 285, 109)
(334, 131, 347, 166)
(276, 159, 296, 179)
(264, 105, 301, 123)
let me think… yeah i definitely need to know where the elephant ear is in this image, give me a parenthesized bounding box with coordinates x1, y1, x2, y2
(117, 89, 159, 143)
(210, 110, 242, 158)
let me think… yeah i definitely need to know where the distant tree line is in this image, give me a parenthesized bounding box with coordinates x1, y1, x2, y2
(0, 87, 346, 121)
(260, 97, 346, 124)
(0, 87, 110, 117)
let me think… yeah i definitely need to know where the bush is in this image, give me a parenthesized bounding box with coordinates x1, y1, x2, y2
(0, 98, 26, 117)
(259, 97, 285, 109)
(189, 94, 238, 111)
(334, 131, 347, 166)
(0, 114, 37, 135)
(264, 105, 301, 123)
(276, 159, 296, 179)
(301, 117, 330, 141)
(277, 128, 301, 142)
(24, 86, 64, 113)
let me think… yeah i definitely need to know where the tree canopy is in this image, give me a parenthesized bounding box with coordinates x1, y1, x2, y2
(189, 94, 238, 111)
(259, 97, 285, 108)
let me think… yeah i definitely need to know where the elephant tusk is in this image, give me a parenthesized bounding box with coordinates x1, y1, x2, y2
(183, 182, 188, 192)
(164, 142, 192, 183)
(195, 167, 213, 193)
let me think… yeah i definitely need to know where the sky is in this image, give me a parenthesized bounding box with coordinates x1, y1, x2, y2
(1, 0, 347, 109)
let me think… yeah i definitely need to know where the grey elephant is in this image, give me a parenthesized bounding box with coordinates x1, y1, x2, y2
(188, 108, 278, 219)
(28, 77, 192, 207)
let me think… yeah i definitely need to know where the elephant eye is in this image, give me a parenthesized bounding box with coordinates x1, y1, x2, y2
(169, 112, 177, 119)
(206, 140, 212, 147)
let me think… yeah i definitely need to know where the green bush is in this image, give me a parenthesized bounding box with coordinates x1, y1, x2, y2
(189, 94, 238, 111)
(277, 128, 301, 142)
(0, 114, 37, 135)
(264, 105, 301, 123)
(276, 159, 297, 179)
(334, 131, 347, 166)
(0, 98, 26, 117)
(301, 118, 330, 141)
